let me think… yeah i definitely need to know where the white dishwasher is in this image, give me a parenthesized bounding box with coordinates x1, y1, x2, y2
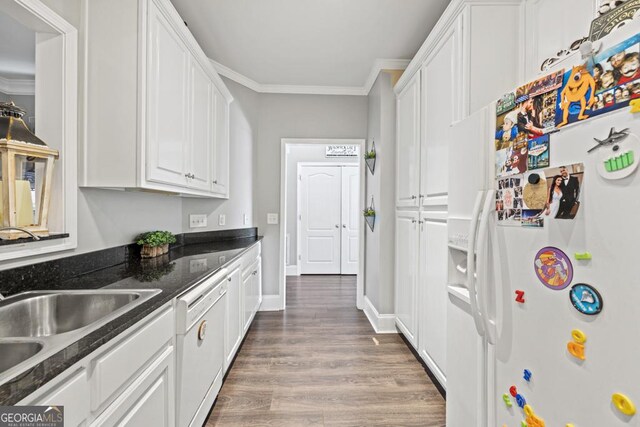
(176, 268, 228, 427)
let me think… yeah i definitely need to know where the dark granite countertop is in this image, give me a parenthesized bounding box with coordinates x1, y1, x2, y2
(0, 235, 262, 405)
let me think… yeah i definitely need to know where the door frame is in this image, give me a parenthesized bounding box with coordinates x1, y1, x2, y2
(296, 162, 358, 276)
(279, 138, 366, 310)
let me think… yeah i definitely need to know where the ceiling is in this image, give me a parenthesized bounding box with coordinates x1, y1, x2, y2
(170, 0, 451, 89)
(0, 13, 35, 80)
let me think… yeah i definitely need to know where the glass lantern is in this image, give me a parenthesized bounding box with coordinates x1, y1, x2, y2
(0, 102, 59, 240)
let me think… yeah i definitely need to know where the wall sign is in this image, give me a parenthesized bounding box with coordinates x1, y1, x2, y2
(326, 145, 359, 158)
(590, 0, 640, 41)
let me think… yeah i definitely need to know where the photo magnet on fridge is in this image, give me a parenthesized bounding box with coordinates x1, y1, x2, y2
(497, 92, 516, 116)
(515, 70, 563, 136)
(556, 33, 640, 127)
(541, 163, 584, 220)
(527, 135, 550, 170)
(495, 175, 523, 227)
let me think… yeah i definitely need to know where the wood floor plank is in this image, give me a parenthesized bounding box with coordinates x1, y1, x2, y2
(206, 275, 445, 426)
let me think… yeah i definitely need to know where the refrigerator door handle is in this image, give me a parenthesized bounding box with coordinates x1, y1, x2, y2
(477, 190, 497, 345)
(467, 190, 485, 337)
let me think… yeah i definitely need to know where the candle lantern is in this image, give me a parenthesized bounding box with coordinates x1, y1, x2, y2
(0, 102, 59, 240)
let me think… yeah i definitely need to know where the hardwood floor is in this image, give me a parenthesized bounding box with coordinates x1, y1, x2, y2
(206, 275, 445, 426)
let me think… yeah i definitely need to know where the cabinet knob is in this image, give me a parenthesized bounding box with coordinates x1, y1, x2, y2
(342, 224, 346, 228)
(411, 195, 417, 200)
(228, 277, 232, 281)
(335, 224, 339, 228)
(411, 219, 417, 224)
(212, 180, 218, 184)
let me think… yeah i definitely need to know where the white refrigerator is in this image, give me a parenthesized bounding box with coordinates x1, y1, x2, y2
(446, 23, 640, 427)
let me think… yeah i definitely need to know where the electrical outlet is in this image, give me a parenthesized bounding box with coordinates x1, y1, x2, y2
(189, 258, 208, 273)
(267, 213, 279, 225)
(243, 214, 249, 225)
(218, 214, 226, 226)
(189, 214, 207, 228)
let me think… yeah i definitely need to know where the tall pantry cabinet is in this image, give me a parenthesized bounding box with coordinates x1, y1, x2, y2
(394, 0, 521, 389)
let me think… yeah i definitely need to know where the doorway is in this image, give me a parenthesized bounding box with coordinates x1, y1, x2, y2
(297, 164, 359, 275)
(278, 139, 365, 311)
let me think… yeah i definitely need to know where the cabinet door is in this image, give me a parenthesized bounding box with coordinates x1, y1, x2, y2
(396, 73, 421, 208)
(242, 271, 252, 334)
(420, 27, 456, 208)
(146, 3, 189, 187)
(224, 267, 242, 370)
(187, 58, 213, 191)
(394, 210, 419, 347)
(30, 369, 90, 427)
(211, 88, 230, 197)
(418, 211, 448, 386)
(90, 347, 174, 427)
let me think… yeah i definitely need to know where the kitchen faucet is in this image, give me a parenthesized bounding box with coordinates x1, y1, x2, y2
(0, 227, 41, 241)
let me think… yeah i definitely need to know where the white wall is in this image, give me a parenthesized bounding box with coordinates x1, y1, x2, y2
(256, 93, 368, 295)
(181, 77, 260, 233)
(365, 72, 396, 314)
(285, 144, 358, 267)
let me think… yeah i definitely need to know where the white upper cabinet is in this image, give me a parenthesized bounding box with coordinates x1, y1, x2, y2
(211, 88, 230, 197)
(396, 73, 421, 208)
(146, 4, 190, 188)
(187, 58, 214, 192)
(82, 0, 233, 197)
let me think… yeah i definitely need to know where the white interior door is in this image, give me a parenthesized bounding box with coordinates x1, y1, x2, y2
(300, 166, 342, 274)
(340, 166, 359, 274)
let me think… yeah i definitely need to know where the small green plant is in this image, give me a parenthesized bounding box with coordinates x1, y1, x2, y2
(364, 149, 376, 159)
(363, 208, 376, 217)
(135, 230, 177, 247)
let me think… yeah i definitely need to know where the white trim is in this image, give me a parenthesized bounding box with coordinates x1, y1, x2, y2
(212, 58, 409, 97)
(363, 296, 397, 334)
(279, 139, 366, 311)
(0, 76, 35, 95)
(285, 265, 299, 276)
(259, 295, 283, 312)
(419, 347, 447, 391)
(0, 0, 78, 266)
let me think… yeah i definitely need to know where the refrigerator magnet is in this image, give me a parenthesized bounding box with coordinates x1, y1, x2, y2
(534, 247, 573, 290)
(570, 283, 603, 315)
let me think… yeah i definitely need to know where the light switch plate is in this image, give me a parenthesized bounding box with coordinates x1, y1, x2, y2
(189, 214, 207, 228)
(243, 214, 249, 225)
(267, 213, 279, 225)
(218, 214, 226, 226)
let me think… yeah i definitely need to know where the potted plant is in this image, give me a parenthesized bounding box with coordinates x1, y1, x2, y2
(363, 203, 376, 232)
(364, 140, 376, 174)
(135, 230, 177, 258)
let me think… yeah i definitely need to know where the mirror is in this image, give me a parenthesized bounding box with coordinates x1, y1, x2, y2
(0, 12, 35, 132)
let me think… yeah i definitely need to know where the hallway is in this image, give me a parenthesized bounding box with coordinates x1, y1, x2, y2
(206, 275, 446, 426)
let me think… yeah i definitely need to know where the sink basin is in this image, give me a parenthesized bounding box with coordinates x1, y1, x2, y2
(0, 341, 43, 373)
(0, 290, 159, 338)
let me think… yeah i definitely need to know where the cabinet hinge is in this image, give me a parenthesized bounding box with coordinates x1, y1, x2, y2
(299, 175, 302, 181)
(298, 254, 301, 261)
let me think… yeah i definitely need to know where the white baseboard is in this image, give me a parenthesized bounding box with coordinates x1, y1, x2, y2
(285, 265, 299, 276)
(363, 296, 397, 334)
(259, 295, 284, 311)
(419, 348, 447, 391)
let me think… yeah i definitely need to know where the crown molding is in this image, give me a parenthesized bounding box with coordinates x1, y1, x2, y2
(211, 58, 409, 97)
(0, 76, 35, 95)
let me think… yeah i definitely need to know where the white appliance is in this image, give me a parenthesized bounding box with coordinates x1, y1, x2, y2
(176, 268, 228, 427)
(447, 23, 640, 427)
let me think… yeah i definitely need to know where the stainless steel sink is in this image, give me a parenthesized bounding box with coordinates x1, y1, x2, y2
(0, 341, 43, 373)
(0, 291, 147, 337)
(0, 289, 161, 384)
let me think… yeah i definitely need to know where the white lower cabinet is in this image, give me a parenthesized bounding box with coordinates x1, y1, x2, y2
(224, 264, 242, 371)
(417, 211, 448, 387)
(19, 243, 263, 427)
(394, 211, 419, 347)
(20, 304, 175, 426)
(91, 346, 174, 427)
